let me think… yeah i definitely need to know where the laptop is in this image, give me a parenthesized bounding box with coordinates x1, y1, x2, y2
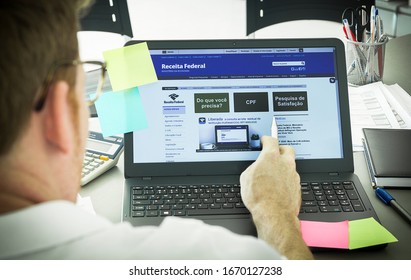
(121, 38, 380, 236)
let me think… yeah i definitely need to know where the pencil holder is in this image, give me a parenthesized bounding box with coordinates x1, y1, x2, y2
(345, 36, 388, 86)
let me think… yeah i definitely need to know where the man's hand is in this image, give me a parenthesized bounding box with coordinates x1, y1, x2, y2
(240, 136, 301, 216)
(240, 136, 313, 259)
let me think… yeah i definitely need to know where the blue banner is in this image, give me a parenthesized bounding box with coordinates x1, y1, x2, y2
(151, 52, 335, 79)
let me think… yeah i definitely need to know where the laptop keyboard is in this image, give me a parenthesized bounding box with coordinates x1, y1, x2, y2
(130, 181, 364, 218)
(131, 184, 249, 218)
(300, 181, 364, 213)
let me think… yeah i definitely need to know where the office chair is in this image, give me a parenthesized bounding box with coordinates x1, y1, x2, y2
(79, 0, 133, 117)
(80, 0, 133, 38)
(247, 0, 375, 37)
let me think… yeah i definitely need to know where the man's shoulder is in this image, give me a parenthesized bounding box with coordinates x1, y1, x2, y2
(0, 200, 112, 259)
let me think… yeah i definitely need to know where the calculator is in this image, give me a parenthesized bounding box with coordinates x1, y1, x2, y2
(81, 131, 124, 186)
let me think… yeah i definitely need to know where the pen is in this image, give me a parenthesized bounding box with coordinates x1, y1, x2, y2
(342, 19, 356, 42)
(370, 5, 376, 43)
(361, 5, 367, 42)
(271, 116, 278, 139)
(367, 5, 376, 83)
(376, 188, 411, 225)
(343, 19, 365, 84)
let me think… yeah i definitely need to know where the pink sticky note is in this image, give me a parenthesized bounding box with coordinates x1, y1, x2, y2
(300, 220, 349, 249)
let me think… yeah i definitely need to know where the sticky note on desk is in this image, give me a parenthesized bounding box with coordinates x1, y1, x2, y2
(300, 220, 349, 249)
(94, 87, 147, 137)
(103, 42, 157, 91)
(301, 218, 397, 250)
(349, 217, 398, 249)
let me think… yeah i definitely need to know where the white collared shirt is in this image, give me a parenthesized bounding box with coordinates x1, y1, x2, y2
(0, 201, 283, 259)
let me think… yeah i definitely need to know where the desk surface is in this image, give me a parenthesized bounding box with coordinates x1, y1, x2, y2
(80, 150, 411, 260)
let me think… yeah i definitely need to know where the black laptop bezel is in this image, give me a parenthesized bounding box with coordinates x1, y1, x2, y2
(124, 38, 353, 178)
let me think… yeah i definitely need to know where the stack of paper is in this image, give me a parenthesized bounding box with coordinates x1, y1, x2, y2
(348, 82, 411, 151)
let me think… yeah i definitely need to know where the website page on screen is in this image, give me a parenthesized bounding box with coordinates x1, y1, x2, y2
(133, 47, 343, 163)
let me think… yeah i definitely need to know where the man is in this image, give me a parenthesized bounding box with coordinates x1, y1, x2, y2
(0, 0, 313, 259)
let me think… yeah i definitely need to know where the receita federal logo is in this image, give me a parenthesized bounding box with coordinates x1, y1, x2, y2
(169, 93, 179, 100)
(164, 93, 184, 104)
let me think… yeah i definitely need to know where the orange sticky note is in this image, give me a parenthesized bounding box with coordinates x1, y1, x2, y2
(300, 220, 349, 249)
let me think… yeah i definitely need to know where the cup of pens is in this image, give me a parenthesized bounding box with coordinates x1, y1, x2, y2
(345, 35, 388, 86)
(343, 5, 388, 86)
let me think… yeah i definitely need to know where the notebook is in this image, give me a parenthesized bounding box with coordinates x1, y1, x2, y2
(121, 38, 380, 236)
(363, 128, 411, 188)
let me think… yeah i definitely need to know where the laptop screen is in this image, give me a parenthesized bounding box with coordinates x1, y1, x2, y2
(132, 43, 343, 162)
(215, 125, 249, 149)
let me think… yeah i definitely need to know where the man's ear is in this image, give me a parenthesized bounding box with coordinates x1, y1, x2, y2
(43, 81, 74, 154)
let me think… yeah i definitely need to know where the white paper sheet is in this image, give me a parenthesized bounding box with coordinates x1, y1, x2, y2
(348, 82, 403, 151)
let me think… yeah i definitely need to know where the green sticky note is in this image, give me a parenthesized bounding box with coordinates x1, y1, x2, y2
(94, 87, 148, 137)
(349, 217, 398, 249)
(103, 42, 157, 91)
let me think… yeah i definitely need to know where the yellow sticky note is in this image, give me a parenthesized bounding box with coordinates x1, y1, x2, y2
(103, 42, 157, 91)
(349, 217, 398, 250)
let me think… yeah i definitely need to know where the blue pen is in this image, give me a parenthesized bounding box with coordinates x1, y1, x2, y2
(376, 188, 411, 225)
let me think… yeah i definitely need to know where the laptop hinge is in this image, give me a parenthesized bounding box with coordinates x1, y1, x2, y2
(142, 176, 152, 181)
(328, 172, 339, 176)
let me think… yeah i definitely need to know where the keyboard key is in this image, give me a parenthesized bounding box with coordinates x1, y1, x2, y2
(302, 201, 317, 207)
(222, 203, 234, 209)
(172, 204, 183, 210)
(346, 190, 359, 200)
(235, 202, 246, 208)
(187, 208, 249, 216)
(146, 211, 158, 217)
(351, 201, 364, 211)
(319, 206, 342, 212)
(303, 207, 318, 213)
(175, 210, 186, 216)
(339, 200, 350, 206)
(302, 191, 315, 201)
(132, 211, 145, 217)
(343, 182, 354, 190)
(328, 200, 339, 206)
(132, 200, 150, 206)
(160, 210, 172, 216)
(317, 200, 327, 206)
(342, 206, 353, 212)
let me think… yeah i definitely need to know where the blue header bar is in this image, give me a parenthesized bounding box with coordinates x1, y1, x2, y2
(150, 48, 336, 80)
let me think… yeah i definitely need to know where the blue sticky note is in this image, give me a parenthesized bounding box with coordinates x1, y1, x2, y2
(94, 87, 148, 137)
